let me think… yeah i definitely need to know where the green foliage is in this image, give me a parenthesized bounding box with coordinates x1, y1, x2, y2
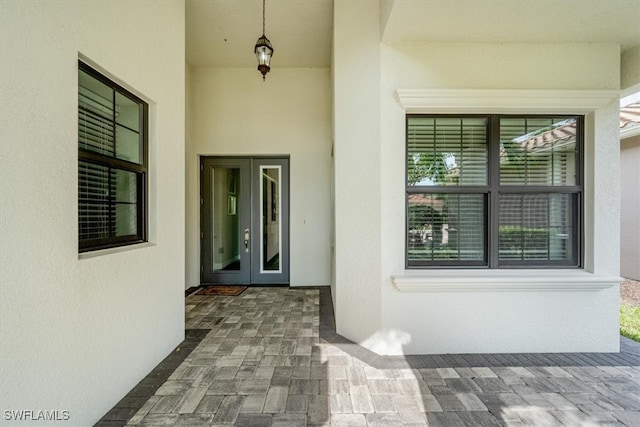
(408, 153, 449, 186)
(432, 248, 458, 259)
(620, 302, 640, 343)
(408, 204, 444, 226)
(499, 226, 549, 252)
(407, 247, 458, 260)
(501, 140, 527, 163)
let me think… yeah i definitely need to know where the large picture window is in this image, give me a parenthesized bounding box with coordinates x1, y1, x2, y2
(78, 61, 148, 252)
(406, 115, 582, 268)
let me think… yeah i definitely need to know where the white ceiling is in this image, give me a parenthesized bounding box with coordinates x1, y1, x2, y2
(186, 0, 333, 68)
(382, 0, 640, 49)
(186, 0, 640, 68)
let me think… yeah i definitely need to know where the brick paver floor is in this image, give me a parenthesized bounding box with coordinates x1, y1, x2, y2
(97, 287, 640, 426)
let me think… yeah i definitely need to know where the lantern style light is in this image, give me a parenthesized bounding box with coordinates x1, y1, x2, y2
(254, 0, 274, 81)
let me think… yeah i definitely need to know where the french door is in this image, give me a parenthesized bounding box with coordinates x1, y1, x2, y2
(200, 157, 289, 285)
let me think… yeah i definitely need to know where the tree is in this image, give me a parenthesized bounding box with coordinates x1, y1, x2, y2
(407, 152, 449, 186)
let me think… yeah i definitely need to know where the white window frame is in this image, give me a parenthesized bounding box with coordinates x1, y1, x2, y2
(393, 89, 621, 292)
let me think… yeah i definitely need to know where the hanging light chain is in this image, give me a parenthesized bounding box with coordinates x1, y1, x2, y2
(262, 0, 266, 35)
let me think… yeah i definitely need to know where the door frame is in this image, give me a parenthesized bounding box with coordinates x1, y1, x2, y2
(200, 155, 290, 285)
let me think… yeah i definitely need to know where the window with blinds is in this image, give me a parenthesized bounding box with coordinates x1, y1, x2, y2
(406, 115, 581, 268)
(497, 117, 580, 266)
(407, 116, 489, 266)
(78, 62, 147, 252)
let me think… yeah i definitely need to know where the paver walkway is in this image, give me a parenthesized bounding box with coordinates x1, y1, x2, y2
(98, 287, 640, 426)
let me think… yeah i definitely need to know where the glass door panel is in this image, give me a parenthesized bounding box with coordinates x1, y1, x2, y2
(201, 158, 251, 284)
(251, 158, 289, 284)
(261, 166, 281, 272)
(212, 167, 241, 272)
(201, 157, 288, 285)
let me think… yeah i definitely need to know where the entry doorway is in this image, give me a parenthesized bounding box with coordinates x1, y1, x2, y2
(200, 157, 289, 285)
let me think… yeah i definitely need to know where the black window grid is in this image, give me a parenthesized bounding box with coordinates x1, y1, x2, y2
(405, 114, 583, 269)
(78, 61, 148, 252)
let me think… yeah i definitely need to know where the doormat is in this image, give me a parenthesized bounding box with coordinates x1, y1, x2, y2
(196, 285, 248, 296)
(185, 287, 199, 297)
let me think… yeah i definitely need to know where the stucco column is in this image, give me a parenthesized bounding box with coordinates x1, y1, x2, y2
(332, 0, 382, 345)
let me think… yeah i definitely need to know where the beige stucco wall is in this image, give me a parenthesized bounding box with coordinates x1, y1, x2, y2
(185, 64, 197, 287)
(385, 42, 620, 90)
(333, 0, 383, 345)
(621, 135, 640, 280)
(378, 42, 620, 354)
(185, 67, 332, 288)
(333, 0, 621, 354)
(620, 44, 640, 280)
(621, 44, 640, 90)
(0, 1, 185, 425)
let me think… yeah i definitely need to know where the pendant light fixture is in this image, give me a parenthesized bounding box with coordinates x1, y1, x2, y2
(254, 0, 274, 81)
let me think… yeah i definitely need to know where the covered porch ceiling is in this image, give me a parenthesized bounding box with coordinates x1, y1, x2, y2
(381, 0, 640, 49)
(186, 0, 333, 67)
(186, 0, 640, 69)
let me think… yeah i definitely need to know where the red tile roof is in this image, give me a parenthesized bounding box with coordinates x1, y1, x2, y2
(408, 194, 444, 212)
(519, 122, 576, 151)
(621, 102, 640, 129)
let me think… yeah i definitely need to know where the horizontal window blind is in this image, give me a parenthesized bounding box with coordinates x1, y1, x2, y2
(408, 193, 485, 263)
(78, 62, 147, 252)
(500, 118, 578, 186)
(78, 84, 114, 157)
(78, 163, 140, 242)
(79, 161, 112, 241)
(499, 193, 576, 263)
(407, 117, 487, 186)
(406, 114, 582, 268)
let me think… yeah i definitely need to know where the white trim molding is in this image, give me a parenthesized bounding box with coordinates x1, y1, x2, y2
(78, 242, 156, 260)
(621, 125, 640, 140)
(394, 89, 619, 114)
(392, 270, 621, 292)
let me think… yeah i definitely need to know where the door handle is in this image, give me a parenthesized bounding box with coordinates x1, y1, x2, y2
(244, 228, 250, 252)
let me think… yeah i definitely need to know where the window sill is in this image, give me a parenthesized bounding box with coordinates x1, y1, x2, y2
(78, 242, 155, 260)
(391, 270, 621, 292)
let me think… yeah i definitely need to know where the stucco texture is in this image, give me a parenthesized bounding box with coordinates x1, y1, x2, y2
(376, 42, 620, 354)
(621, 136, 640, 280)
(621, 44, 640, 90)
(0, 1, 186, 424)
(331, 0, 622, 354)
(332, 0, 383, 345)
(186, 67, 332, 288)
